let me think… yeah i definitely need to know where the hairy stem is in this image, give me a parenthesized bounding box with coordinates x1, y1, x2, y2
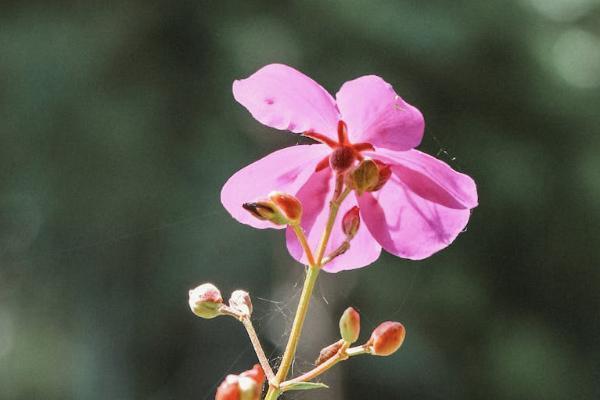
(279, 344, 369, 390)
(241, 316, 277, 384)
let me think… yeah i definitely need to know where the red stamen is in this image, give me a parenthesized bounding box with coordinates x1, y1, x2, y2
(337, 121, 350, 145)
(352, 142, 375, 152)
(304, 131, 339, 148)
(315, 156, 330, 172)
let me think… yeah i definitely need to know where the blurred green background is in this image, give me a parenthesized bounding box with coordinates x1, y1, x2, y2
(1, 1, 599, 399)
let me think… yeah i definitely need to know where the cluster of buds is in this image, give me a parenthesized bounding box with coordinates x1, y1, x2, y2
(346, 159, 391, 195)
(188, 283, 253, 319)
(216, 364, 265, 400)
(316, 307, 406, 366)
(242, 192, 302, 226)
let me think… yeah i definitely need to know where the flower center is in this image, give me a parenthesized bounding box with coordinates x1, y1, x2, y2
(304, 121, 375, 173)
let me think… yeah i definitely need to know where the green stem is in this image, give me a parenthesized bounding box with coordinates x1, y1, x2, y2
(264, 265, 320, 399)
(264, 176, 351, 400)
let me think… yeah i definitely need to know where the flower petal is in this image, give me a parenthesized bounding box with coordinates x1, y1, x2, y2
(368, 148, 478, 209)
(358, 176, 472, 260)
(221, 144, 329, 229)
(233, 64, 340, 136)
(286, 170, 382, 272)
(336, 75, 424, 151)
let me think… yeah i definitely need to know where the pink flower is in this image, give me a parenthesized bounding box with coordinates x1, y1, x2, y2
(221, 64, 478, 272)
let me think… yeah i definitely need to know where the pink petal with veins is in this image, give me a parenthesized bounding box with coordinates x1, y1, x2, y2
(367, 148, 478, 209)
(358, 175, 472, 260)
(233, 64, 340, 138)
(336, 75, 424, 151)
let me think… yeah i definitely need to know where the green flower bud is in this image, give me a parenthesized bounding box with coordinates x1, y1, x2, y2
(339, 307, 361, 344)
(188, 283, 223, 319)
(346, 159, 380, 195)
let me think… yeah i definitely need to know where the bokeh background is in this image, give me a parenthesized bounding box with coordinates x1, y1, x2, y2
(1, 1, 599, 399)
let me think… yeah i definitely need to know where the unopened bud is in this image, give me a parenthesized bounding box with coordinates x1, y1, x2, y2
(188, 283, 223, 319)
(268, 192, 302, 225)
(315, 340, 344, 366)
(229, 290, 253, 316)
(240, 364, 265, 389)
(369, 321, 406, 356)
(215, 365, 264, 400)
(216, 375, 240, 400)
(370, 160, 392, 191)
(346, 159, 379, 195)
(329, 146, 355, 173)
(238, 377, 258, 400)
(242, 192, 302, 226)
(339, 307, 361, 344)
(342, 206, 361, 239)
(242, 201, 285, 225)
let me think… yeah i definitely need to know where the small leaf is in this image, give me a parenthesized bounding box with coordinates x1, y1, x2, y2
(282, 382, 329, 392)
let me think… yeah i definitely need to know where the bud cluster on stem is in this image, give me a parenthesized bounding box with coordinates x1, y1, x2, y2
(192, 174, 408, 400)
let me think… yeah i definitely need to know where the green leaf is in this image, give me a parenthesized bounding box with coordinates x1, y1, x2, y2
(282, 382, 329, 392)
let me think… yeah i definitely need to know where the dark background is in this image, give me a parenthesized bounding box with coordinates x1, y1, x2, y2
(1, 1, 599, 399)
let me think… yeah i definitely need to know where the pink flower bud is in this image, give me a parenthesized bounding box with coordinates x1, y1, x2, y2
(369, 321, 406, 356)
(315, 340, 344, 366)
(188, 283, 223, 319)
(341, 206, 361, 239)
(215, 365, 264, 400)
(339, 307, 361, 344)
(240, 364, 265, 389)
(229, 290, 253, 316)
(268, 192, 302, 224)
(329, 146, 355, 173)
(346, 159, 380, 195)
(215, 375, 240, 400)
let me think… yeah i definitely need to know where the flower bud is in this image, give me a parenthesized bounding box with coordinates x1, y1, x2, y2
(242, 192, 302, 226)
(268, 192, 302, 225)
(242, 201, 286, 225)
(341, 206, 361, 239)
(315, 340, 344, 366)
(329, 146, 355, 173)
(216, 375, 240, 400)
(229, 290, 253, 316)
(346, 159, 379, 195)
(339, 307, 361, 344)
(215, 365, 264, 400)
(370, 160, 392, 191)
(369, 321, 406, 356)
(240, 364, 265, 389)
(238, 377, 258, 400)
(188, 283, 223, 319)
